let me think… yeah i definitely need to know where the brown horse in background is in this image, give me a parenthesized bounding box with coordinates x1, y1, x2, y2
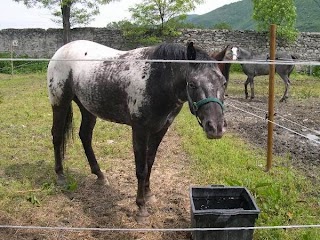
(211, 45, 232, 96)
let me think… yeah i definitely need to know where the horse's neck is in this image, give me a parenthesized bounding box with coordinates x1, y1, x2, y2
(242, 49, 268, 60)
(240, 48, 254, 59)
(172, 66, 189, 103)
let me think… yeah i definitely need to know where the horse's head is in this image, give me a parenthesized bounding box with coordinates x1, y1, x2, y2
(232, 46, 253, 60)
(185, 42, 227, 139)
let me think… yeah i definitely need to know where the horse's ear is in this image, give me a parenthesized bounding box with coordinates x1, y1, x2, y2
(187, 42, 196, 60)
(214, 46, 228, 61)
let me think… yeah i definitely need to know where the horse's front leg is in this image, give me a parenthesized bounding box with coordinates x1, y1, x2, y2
(244, 77, 250, 99)
(132, 126, 150, 222)
(145, 124, 172, 202)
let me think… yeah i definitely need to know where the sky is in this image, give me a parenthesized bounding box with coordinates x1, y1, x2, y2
(0, 0, 240, 30)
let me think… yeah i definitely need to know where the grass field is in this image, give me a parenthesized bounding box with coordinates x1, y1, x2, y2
(0, 72, 319, 239)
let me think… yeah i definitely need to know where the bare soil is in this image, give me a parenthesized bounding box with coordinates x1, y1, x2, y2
(1, 95, 319, 240)
(226, 95, 320, 182)
(0, 128, 193, 240)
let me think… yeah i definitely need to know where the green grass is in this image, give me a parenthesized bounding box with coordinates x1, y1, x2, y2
(174, 71, 320, 239)
(174, 106, 320, 239)
(0, 73, 319, 239)
(0, 73, 132, 212)
(0, 52, 48, 74)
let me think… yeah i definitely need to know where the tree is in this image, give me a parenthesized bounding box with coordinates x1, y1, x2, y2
(129, 0, 204, 36)
(14, 0, 119, 44)
(212, 22, 232, 30)
(252, 0, 298, 42)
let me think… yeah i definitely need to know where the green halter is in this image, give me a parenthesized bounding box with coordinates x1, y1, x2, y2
(193, 97, 224, 112)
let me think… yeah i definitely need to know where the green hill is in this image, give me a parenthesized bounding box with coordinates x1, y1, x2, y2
(187, 0, 320, 32)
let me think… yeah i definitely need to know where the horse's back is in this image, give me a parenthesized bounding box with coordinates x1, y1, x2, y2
(47, 40, 154, 124)
(52, 40, 124, 60)
(47, 40, 125, 106)
(48, 40, 124, 77)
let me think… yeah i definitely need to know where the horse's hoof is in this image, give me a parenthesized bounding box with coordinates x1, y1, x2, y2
(146, 194, 157, 204)
(94, 170, 108, 185)
(136, 214, 149, 224)
(136, 209, 150, 223)
(95, 177, 109, 185)
(56, 175, 67, 186)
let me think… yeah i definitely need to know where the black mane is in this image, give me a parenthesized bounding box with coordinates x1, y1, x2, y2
(151, 43, 212, 61)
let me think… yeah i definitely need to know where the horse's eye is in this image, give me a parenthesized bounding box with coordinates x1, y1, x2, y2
(188, 82, 197, 89)
(223, 82, 227, 88)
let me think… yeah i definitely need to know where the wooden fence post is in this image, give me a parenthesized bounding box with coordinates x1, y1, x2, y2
(266, 24, 276, 171)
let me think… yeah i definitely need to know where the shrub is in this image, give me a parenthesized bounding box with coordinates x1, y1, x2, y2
(0, 52, 48, 74)
(230, 63, 243, 72)
(312, 66, 320, 77)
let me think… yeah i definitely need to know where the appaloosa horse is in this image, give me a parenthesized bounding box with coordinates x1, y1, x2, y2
(232, 46, 297, 102)
(47, 40, 227, 221)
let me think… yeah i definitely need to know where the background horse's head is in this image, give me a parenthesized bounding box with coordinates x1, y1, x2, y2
(231, 46, 239, 60)
(232, 46, 253, 60)
(186, 43, 227, 139)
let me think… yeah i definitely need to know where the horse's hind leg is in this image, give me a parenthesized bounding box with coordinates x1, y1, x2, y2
(75, 98, 105, 182)
(244, 77, 252, 99)
(249, 77, 255, 100)
(279, 74, 290, 102)
(132, 125, 149, 222)
(51, 105, 72, 185)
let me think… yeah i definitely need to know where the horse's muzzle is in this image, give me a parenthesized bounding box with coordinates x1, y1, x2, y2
(204, 119, 227, 139)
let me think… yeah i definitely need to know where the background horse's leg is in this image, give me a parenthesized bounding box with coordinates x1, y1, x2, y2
(249, 77, 255, 99)
(51, 105, 72, 185)
(244, 77, 250, 99)
(132, 125, 149, 222)
(74, 98, 105, 182)
(278, 73, 291, 102)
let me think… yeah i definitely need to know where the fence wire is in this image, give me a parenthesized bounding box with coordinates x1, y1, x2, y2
(0, 57, 319, 234)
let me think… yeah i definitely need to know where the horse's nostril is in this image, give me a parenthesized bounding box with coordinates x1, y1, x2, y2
(206, 121, 215, 132)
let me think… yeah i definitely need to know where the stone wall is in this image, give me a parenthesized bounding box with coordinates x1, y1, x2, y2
(0, 28, 129, 58)
(174, 29, 320, 61)
(0, 28, 319, 60)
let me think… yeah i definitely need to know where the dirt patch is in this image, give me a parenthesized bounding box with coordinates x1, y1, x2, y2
(226, 95, 320, 182)
(0, 129, 193, 240)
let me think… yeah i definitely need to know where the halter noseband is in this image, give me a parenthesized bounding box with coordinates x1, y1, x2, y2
(193, 97, 224, 112)
(186, 83, 224, 127)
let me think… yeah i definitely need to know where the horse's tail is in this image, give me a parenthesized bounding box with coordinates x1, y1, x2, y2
(62, 104, 73, 159)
